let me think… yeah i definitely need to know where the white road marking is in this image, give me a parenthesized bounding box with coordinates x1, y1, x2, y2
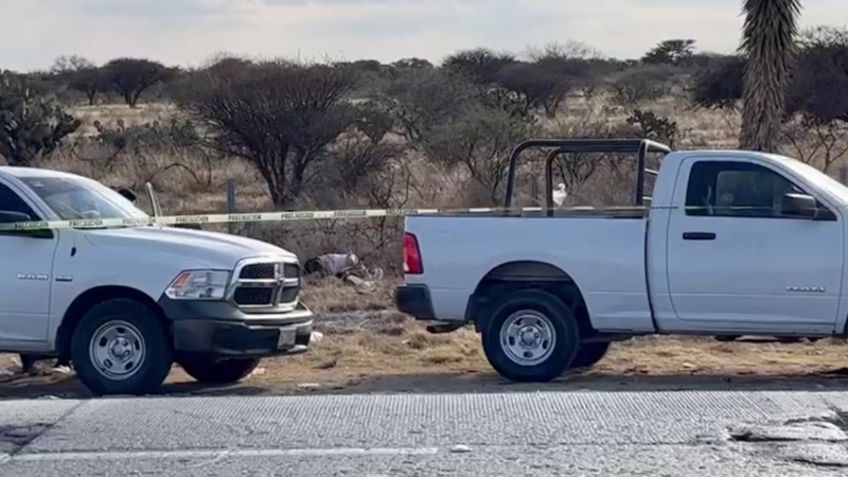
(12, 447, 441, 462)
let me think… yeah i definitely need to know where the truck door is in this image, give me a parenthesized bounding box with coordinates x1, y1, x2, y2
(665, 157, 843, 332)
(0, 181, 57, 346)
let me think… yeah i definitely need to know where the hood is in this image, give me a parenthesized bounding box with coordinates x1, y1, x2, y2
(83, 226, 296, 270)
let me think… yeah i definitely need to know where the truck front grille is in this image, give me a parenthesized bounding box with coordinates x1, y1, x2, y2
(231, 258, 300, 311)
(240, 263, 277, 279)
(234, 287, 274, 306)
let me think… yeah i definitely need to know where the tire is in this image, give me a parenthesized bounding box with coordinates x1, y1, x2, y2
(570, 342, 611, 369)
(178, 356, 261, 384)
(71, 298, 173, 395)
(482, 290, 580, 382)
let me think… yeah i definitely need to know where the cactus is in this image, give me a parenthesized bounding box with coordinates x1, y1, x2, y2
(0, 71, 81, 167)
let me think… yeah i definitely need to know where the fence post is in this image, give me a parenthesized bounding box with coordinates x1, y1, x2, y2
(227, 179, 236, 234)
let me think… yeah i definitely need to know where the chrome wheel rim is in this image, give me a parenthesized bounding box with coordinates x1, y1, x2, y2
(500, 310, 556, 366)
(89, 320, 146, 380)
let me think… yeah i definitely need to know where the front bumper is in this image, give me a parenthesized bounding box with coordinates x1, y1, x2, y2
(159, 297, 314, 357)
(395, 284, 436, 320)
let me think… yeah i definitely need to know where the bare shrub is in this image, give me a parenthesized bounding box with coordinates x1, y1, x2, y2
(782, 118, 848, 172)
(495, 62, 573, 117)
(692, 56, 745, 111)
(175, 61, 375, 206)
(422, 106, 531, 204)
(51, 55, 107, 106)
(380, 68, 479, 144)
(608, 64, 676, 108)
(104, 58, 175, 108)
(443, 48, 516, 84)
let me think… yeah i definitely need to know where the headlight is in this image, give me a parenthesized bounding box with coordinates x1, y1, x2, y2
(165, 270, 230, 300)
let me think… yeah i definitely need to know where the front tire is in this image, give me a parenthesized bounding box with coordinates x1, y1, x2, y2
(482, 290, 579, 382)
(178, 356, 261, 384)
(71, 299, 173, 395)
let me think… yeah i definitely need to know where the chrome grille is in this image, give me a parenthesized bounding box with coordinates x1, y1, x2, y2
(240, 263, 277, 279)
(234, 287, 274, 306)
(230, 258, 300, 312)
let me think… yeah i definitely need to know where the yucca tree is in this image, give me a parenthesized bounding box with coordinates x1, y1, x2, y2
(739, 0, 802, 152)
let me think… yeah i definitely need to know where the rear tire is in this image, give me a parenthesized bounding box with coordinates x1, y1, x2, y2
(71, 299, 172, 395)
(570, 342, 611, 369)
(482, 290, 579, 382)
(178, 356, 261, 384)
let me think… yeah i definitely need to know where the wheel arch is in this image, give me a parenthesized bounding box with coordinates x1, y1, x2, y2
(470, 260, 590, 332)
(56, 286, 167, 360)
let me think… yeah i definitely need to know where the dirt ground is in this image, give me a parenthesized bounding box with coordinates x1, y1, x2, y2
(4, 281, 848, 399)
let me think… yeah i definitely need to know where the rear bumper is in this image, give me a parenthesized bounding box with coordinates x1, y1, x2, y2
(159, 296, 314, 357)
(395, 285, 436, 320)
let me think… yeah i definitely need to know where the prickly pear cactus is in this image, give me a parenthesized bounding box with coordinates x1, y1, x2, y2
(0, 71, 81, 167)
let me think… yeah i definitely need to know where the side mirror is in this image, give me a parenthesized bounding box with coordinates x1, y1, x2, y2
(0, 210, 33, 223)
(781, 193, 818, 219)
(0, 211, 52, 239)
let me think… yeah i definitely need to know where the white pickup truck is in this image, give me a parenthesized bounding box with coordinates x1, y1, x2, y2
(396, 139, 848, 382)
(0, 167, 312, 395)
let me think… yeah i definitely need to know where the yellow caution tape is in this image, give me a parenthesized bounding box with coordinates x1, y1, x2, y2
(0, 204, 794, 232)
(0, 206, 655, 232)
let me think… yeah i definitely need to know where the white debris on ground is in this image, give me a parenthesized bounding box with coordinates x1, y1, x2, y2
(553, 183, 568, 207)
(248, 367, 267, 378)
(311, 331, 325, 344)
(29, 361, 70, 376)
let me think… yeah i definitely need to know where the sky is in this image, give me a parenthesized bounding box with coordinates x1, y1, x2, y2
(1, 0, 846, 71)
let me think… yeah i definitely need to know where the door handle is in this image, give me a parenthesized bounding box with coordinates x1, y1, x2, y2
(682, 232, 716, 241)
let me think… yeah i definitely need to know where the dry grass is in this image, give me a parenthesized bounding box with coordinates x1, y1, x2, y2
(70, 103, 182, 137)
(299, 277, 396, 314)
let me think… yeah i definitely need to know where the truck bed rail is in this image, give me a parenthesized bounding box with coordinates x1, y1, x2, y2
(504, 139, 672, 210)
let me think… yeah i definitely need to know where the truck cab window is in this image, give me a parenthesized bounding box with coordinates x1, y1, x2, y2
(686, 161, 802, 218)
(0, 182, 38, 221)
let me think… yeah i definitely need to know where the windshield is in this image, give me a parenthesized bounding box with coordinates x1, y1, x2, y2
(780, 157, 848, 207)
(20, 176, 148, 221)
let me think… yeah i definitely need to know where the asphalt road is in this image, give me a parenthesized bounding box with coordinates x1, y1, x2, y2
(3, 391, 848, 476)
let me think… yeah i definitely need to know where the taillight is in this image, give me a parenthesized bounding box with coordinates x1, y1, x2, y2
(404, 232, 423, 274)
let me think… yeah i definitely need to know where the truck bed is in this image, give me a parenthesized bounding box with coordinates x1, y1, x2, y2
(405, 214, 656, 333)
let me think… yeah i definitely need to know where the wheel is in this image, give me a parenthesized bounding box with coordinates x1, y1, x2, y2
(71, 299, 173, 395)
(570, 342, 611, 369)
(178, 356, 261, 384)
(482, 290, 579, 382)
